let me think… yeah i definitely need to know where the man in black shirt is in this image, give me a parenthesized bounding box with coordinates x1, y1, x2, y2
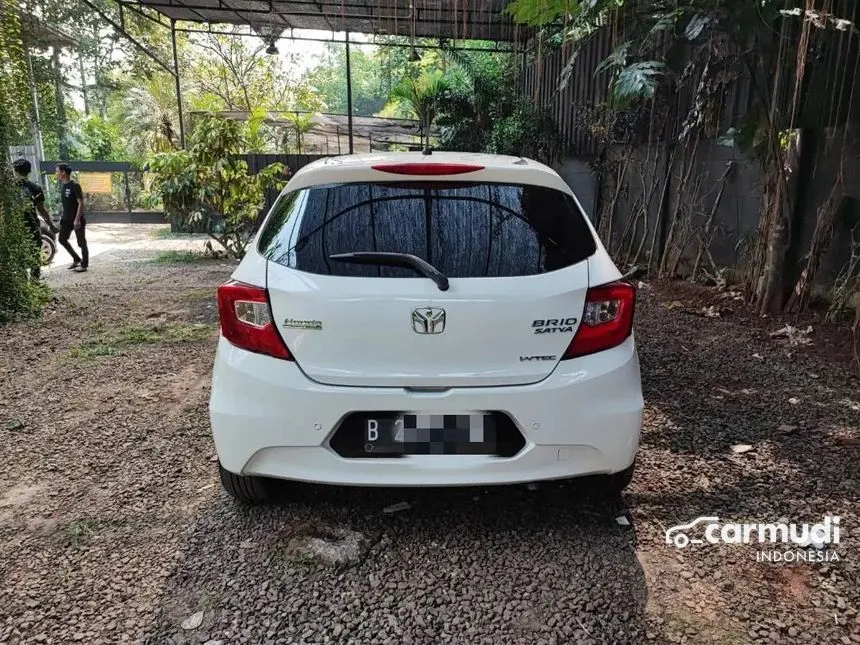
(55, 163, 89, 272)
(13, 158, 57, 279)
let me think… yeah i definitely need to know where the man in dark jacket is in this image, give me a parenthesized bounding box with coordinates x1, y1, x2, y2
(55, 162, 89, 272)
(13, 158, 57, 279)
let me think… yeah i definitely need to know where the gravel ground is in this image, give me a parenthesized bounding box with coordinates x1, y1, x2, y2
(0, 236, 858, 645)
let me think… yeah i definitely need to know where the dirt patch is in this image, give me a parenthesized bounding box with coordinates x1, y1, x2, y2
(645, 278, 859, 370)
(0, 256, 230, 644)
(282, 521, 369, 567)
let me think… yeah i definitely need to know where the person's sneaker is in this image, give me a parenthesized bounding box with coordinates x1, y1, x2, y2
(68, 260, 80, 270)
(74, 266, 88, 273)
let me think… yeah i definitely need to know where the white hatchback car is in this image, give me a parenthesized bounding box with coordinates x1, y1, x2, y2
(209, 152, 644, 503)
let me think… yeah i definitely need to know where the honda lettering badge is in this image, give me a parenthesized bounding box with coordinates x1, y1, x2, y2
(412, 307, 446, 334)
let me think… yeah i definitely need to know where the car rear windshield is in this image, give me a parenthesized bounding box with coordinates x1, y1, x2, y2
(257, 181, 597, 278)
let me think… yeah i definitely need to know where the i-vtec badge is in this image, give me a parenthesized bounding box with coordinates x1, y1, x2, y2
(520, 355, 557, 362)
(532, 318, 578, 334)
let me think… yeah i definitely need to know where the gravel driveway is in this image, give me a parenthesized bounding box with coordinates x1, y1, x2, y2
(0, 231, 858, 645)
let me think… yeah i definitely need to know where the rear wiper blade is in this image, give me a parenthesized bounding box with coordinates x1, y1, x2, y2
(329, 252, 450, 291)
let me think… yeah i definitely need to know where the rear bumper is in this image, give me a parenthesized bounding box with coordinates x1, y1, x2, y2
(209, 336, 644, 487)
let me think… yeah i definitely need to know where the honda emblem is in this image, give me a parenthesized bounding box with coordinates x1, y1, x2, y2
(412, 307, 446, 334)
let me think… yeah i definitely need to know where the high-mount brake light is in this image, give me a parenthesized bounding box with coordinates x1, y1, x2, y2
(216, 280, 292, 360)
(563, 281, 636, 359)
(370, 162, 485, 176)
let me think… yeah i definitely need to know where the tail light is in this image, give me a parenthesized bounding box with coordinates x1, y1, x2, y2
(563, 281, 636, 359)
(216, 280, 292, 360)
(371, 162, 485, 175)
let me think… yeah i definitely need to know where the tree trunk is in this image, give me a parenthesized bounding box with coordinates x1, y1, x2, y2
(52, 48, 69, 159)
(758, 180, 790, 316)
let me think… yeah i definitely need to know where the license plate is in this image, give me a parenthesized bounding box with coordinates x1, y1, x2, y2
(363, 412, 497, 455)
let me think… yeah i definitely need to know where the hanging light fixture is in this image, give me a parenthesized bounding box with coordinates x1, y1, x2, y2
(252, 12, 283, 56)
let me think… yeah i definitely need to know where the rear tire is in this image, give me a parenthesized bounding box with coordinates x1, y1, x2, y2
(606, 458, 636, 495)
(218, 463, 276, 504)
(581, 459, 636, 501)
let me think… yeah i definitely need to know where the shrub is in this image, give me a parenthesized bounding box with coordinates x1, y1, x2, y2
(0, 189, 48, 323)
(145, 113, 289, 259)
(0, 4, 50, 323)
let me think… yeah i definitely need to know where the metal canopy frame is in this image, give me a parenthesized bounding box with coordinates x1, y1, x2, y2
(119, 1, 527, 43)
(91, 0, 530, 153)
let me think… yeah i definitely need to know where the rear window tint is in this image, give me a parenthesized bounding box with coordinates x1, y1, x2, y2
(257, 181, 596, 278)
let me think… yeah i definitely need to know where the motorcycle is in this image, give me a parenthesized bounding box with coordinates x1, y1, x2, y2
(39, 219, 57, 266)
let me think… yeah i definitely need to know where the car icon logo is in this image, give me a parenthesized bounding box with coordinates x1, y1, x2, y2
(412, 307, 446, 334)
(665, 516, 720, 548)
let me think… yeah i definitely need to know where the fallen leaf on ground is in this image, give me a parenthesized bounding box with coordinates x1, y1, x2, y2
(731, 444, 754, 454)
(181, 611, 204, 630)
(770, 325, 814, 346)
(663, 300, 684, 309)
(834, 436, 860, 447)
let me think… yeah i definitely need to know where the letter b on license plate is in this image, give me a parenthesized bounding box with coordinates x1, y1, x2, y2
(364, 413, 491, 455)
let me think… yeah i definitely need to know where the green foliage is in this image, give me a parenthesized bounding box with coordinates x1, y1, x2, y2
(0, 2, 50, 323)
(434, 49, 516, 152)
(283, 112, 318, 154)
(593, 39, 668, 108)
(69, 322, 214, 359)
(78, 115, 126, 160)
(422, 47, 563, 165)
(611, 61, 668, 107)
(486, 104, 563, 164)
(390, 69, 453, 149)
(0, 191, 49, 323)
(303, 43, 391, 115)
(111, 74, 179, 161)
(504, 0, 574, 27)
(504, 0, 787, 142)
(245, 106, 271, 153)
(145, 113, 288, 259)
(190, 33, 316, 113)
(153, 250, 206, 264)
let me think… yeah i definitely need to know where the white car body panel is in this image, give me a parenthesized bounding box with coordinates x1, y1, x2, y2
(283, 152, 573, 195)
(266, 261, 590, 387)
(210, 335, 642, 486)
(209, 152, 644, 488)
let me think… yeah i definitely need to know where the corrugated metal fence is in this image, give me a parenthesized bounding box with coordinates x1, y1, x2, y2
(518, 28, 758, 157)
(519, 30, 615, 157)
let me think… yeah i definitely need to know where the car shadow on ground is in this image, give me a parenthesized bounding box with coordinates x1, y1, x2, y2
(142, 479, 651, 645)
